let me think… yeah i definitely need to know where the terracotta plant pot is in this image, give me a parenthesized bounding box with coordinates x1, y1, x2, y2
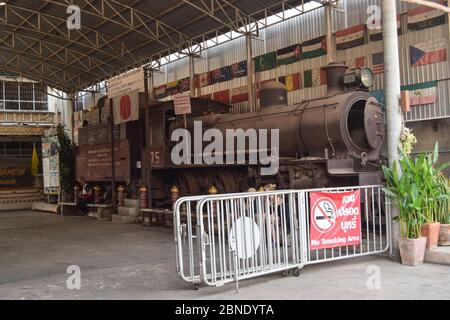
(398, 237, 427, 266)
(439, 224, 450, 246)
(421, 222, 440, 250)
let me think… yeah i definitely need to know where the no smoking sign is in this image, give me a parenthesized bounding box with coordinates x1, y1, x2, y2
(309, 191, 361, 250)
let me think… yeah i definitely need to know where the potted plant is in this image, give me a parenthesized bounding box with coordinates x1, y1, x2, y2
(383, 154, 427, 266)
(436, 173, 450, 246)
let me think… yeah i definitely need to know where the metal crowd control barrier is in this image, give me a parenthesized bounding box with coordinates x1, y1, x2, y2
(174, 185, 391, 290)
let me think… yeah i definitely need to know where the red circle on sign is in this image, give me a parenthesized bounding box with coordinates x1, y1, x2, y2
(120, 95, 132, 120)
(311, 197, 338, 233)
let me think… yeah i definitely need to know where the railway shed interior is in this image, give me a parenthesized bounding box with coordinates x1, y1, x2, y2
(0, 0, 450, 301)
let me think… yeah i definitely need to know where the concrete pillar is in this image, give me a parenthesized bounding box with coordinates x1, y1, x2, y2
(246, 33, 256, 112)
(382, 0, 403, 258)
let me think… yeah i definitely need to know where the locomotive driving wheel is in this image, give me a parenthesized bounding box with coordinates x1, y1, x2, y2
(208, 171, 238, 194)
(175, 172, 200, 197)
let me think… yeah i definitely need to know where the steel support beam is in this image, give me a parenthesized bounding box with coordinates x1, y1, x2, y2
(246, 33, 256, 112)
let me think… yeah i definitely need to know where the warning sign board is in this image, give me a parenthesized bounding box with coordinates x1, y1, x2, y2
(309, 190, 361, 250)
(173, 92, 192, 115)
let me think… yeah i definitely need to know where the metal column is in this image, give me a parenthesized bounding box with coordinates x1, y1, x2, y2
(246, 33, 256, 113)
(325, 2, 335, 63)
(189, 55, 196, 97)
(144, 67, 152, 208)
(109, 98, 117, 213)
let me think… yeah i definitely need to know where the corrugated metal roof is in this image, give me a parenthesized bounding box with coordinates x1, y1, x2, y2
(0, 0, 315, 93)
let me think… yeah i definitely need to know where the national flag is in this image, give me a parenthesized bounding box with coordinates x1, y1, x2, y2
(336, 25, 365, 50)
(113, 90, 140, 124)
(254, 52, 276, 72)
(212, 90, 230, 105)
(196, 72, 211, 88)
(304, 69, 327, 88)
(277, 44, 301, 66)
(368, 15, 401, 41)
(231, 61, 247, 78)
(401, 81, 438, 106)
(166, 80, 179, 96)
(410, 38, 447, 67)
(154, 85, 167, 99)
(301, 36, 327, 60)
(407, 0, 446, 31)
(31, 143, 39, 177)
(372, 52, 385, 75)
(279, 73, 301, 92)
(347, 56, 366, 70)
(211, 66, 232, 84)
(231, 86, 249, 104)
(178, 77, 191, 92)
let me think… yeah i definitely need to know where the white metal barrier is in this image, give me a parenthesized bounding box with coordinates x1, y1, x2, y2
(174, 185, 391, 290)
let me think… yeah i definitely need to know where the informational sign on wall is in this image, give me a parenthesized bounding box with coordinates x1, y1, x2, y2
(173, 92, 192, 115)
(0, 159, 34, 189)
(107, 67, 145, 98)
(42, 128, 61, 195)
(309, 190, 361, 250)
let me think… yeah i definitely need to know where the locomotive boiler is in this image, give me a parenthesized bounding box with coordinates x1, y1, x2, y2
(146, 62, 386, 206)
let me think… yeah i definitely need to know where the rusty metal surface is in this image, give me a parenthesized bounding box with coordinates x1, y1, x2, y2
(75, 140, 130, 183)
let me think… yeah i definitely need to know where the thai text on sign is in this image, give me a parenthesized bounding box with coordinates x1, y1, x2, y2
(174, 92, 192, 115)
(309, 190, 361, 250)
(108, 67, 145, 98)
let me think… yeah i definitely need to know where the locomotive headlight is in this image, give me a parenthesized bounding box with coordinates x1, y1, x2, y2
(343, 67, 374, 90)
(360, 68, 374, 88)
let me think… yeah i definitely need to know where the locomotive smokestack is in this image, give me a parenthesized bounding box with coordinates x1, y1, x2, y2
(323, 62, 348, 96)
(260, 81, 288, 109)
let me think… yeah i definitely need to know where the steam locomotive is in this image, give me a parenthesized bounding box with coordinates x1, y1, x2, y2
(75, 62, 386, 208)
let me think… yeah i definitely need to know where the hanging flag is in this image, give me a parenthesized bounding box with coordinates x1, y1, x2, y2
(231, 61, 248, 78)
(355, 56, 366, 69)
(197, 72, 211, 88)
(166, 80, 179, 96)
(368, 15, 401, 41)
(277, 44, 301, 66)
(231, 86, 249, 104)
(212, 90, 230, 105)
(211, 66, 232, 84)
(410, 38, 447, 67)
(304, 69, 327, 88)
(154, 85, 167, 99)
(113, 90, 140, 124)
(407, 0, 446, 31)
(31, 143, 39, 177)
(372, 52, 385, 75)
(301, 36, 327, 60)
(254, 52, 277, 72)
(279, 73, 301, 92)
(401, 81, 438, 106)
(336, 25, 365, 50)
(178, 77, 191, 93)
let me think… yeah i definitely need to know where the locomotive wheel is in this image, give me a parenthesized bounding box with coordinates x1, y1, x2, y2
(209, 171, 238, 194)
(176, 172, 200, 197)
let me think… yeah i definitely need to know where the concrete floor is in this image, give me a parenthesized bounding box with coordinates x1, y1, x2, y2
(0, 210, 449, 300)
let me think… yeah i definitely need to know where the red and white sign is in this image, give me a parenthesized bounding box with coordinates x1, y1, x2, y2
(309, 190, 361, 250)
(174, 92, 192, 115)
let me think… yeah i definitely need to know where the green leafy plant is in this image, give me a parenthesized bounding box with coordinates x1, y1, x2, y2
(382, 142, 449, 239)
(57, 124, 75, 198)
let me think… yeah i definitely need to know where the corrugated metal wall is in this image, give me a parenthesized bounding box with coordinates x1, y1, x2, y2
(153, 0, 450, 122)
